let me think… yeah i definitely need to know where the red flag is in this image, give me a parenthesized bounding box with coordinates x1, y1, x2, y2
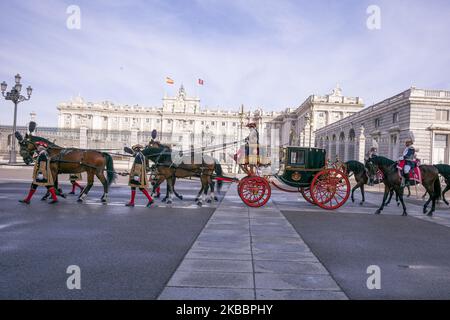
(165, 77, 174, 85)
(198, 78, 204, 85)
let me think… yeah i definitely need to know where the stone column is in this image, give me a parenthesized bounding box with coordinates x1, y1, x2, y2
(79, 126, 88, 149)
(344, 139, 349, 162)
(331, 136, 341, 161)
(357, 126, 366, 163)
(130, 128, 138, 146)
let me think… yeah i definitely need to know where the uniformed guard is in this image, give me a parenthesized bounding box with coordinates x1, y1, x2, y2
(19, 141, 58, 204)
(69, 173, 84, 195)
(399, 138, 416, 187)
(126, 144, 154, 207)
(245, 122, 259, 164)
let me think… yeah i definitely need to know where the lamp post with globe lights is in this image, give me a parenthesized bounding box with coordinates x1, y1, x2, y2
(1, 74, 33, 164)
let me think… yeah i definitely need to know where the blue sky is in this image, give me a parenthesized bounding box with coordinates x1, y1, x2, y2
(1, 0, 449, 126)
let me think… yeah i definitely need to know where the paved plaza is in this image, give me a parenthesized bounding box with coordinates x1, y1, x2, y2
(1, 168, 450, 299)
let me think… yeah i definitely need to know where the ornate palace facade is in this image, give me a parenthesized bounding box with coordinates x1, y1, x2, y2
(314, 87, 450, 164)
(58, 85, 277, 146)
(264, 85, 364, 148)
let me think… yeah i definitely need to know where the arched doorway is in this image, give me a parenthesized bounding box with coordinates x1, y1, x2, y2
(331, 134, 337, 160)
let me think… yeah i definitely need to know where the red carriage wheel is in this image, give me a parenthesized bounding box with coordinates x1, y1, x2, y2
(299, 187, 315, 205)
(238, 176, 271, 207)
(310, 168, 350, 210)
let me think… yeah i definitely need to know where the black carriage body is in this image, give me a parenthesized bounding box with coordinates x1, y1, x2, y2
(275, 146, 326, 188)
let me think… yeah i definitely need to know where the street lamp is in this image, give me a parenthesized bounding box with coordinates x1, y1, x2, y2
(1, 74, 33, 164)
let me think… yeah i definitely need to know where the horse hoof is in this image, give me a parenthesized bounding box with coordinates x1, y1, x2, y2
(179, 196, 183, 200)
(427, 213, 433, 217)
(41, 197, 47, 201)
(351, 198, 354, 203)
(214, 196, 219, 201)
(48, 200, 58, 204)
(60, 194, 67, 199)
(402, 212, 408, 216)
(197, 202, 202, 207)
(207, 199, 212, 204)
(68, 192, 75, 195)
(77, 199, 83, 203)
(161, 198, 167, 203)
(167, 200, 173, 205)
(359, 201, 363, 206)
(374, 210, 381, 215)
(397, 202, 400, 207)
(445, 201, 449, 206)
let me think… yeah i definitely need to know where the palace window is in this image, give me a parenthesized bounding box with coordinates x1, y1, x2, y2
(392, 112, 399, 123)
(190, 120, 194, 125)
(232, 122, 236, 127)
(146, 118, 150, 123)
(222, 122, 226, 126)
(211, 121, 215, 125)
(436, 109, 449, 121)
(374, 118, 381, 128)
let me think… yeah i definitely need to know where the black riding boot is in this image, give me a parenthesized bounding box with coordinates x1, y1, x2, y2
(402, 173, 410, 188)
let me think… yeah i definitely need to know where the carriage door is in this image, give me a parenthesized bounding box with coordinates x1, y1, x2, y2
(433, 134, 448, 164)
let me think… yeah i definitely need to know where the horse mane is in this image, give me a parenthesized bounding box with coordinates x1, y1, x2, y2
(344, 160, 364, 173)
(29, 135, 60, 148)
(372, 155, 395, 166)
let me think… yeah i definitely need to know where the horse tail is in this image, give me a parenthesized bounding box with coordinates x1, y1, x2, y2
(434, 175, 442, 201)
(214, 160, 224, 193)
(103, 152, 117, 186)
(434, 164, 450, 180)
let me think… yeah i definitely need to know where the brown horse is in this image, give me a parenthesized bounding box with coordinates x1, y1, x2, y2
(365, 155, 440, 216)
(16, 132, 116, 202)
(142, 141, 222, 206)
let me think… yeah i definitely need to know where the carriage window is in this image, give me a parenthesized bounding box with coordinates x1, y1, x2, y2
(289, 150, 305, 165)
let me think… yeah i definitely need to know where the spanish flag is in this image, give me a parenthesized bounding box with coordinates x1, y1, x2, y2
(165, 77, 174, 85)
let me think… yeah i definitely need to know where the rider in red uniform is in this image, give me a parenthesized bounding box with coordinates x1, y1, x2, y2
(399, 138, 416, 187)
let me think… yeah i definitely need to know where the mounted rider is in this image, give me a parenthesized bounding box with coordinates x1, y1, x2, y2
(19, 141, 58, 204)
(366, 146, 379, 186)
(126, 144, 154, 207)
(399, 138, 416, 187)
(368, 146, 378, 158)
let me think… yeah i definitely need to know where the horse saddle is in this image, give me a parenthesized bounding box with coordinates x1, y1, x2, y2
(397, 160, 421, 182)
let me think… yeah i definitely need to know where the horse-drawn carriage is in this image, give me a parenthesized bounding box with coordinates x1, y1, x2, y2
(236, 146, 351, 209)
